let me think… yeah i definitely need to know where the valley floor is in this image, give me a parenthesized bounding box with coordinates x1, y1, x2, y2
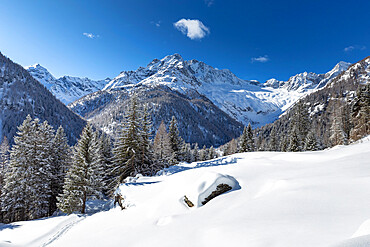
(1, 137, 370, 247)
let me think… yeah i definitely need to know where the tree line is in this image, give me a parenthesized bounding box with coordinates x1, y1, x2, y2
(0, 95, 218, 223)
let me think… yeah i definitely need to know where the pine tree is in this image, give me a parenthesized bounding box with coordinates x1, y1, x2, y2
(208, 146, 216, 160)
(199, 145, 208, 161)
(246, 123, 255, 151)
(153, 121, 172, 169)
(99, 133, 114, 195)
(280, 136, 288, 152)
(192, 143, 199, 162)
(268, 126, 278, 151)
(168, 116, 183, 164)
(182, 143, 192, 163)
(330, 108, 347, 146)
(111, 95, 142, 187)
(50, 126, 70, 215)
(293, 101, 310, 143)
(350, 84, 370, 141)
(304, 131, 319, 151)
(2, 116, 54, 222)
(238, 126, 248, 153)
(57, 124, 103, 214)
(0, 137, 9, 192)
(138, 104, 154, 176)
(287, 127, 301, 152)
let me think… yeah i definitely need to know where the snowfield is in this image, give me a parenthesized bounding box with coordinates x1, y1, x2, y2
(1, 138, 370, 247)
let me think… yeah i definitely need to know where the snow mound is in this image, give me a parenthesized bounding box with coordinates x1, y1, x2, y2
(186, 172, 240, 207)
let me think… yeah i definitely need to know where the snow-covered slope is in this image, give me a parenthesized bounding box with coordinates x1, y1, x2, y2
(26, 64, 110, 105)
(2, 138, 370, 247)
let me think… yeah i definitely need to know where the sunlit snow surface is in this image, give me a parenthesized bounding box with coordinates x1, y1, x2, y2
(1, 137, 370, 247)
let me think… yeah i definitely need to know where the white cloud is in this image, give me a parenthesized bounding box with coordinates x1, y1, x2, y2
(344, 46, 355, 52)
(251, 55, 270, 63)
(83, 32, 99, 39)
(151, 21, 161, 27)
(174, 19, 210, 40)
(344, 45, 366, 52)
(205, 0, 214, 6)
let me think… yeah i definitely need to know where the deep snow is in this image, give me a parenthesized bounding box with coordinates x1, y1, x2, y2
(1, 138, 370, 247)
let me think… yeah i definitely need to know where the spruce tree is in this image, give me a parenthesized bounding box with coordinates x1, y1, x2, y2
(138, 104, 154, 176)
(192, 143, 199, 162)
(350, 84, 370, 141)
(57, 124, 103, 214)
(304, 131, 319, 151)
(208, 146, 216, 160)
(182, 143, 192, 163)
(111, 95, 142, 187)
(153, 121, 172, 169)
(269, 126, 278, 151)
(2, 116, 54, 222)
(0, 137, 9, 193)
(168, 116, 183, 164)
(287, 127, 301, 152)
(50, 126, 70, 215)
(239, 126, 248, 153)
(199, 145, 207, 161)
(330, 109, 347, 146)
(280, 136, 288, 152)
(246, 123, 255, 151)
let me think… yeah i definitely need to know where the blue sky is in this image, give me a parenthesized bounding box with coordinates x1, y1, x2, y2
(0, 0, 369, 82)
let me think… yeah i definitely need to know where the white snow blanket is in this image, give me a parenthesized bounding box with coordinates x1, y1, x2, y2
(1, 137, 370, 247)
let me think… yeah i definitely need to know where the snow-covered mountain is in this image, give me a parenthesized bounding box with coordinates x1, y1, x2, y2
(101, 54, 350, 126)
(26, 64, 110, 105)
(0, 52, 86, 145)
(264, 61, 351, 92)
(1, 137, 370, 247)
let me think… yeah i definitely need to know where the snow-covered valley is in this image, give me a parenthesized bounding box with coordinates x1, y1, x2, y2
(1, 137, 370, 247)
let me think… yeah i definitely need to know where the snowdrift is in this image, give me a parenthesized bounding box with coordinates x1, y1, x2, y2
(1, 138, 370, 247)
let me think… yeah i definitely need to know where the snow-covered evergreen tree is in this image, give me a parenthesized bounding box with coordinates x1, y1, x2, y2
(350, 84, 370, 141)
(246, 123, 255, 151)
(182, 142, 192, 163)
(57, 124, 103, 214)
(50, 126, 70, 215)
(330, 109, 347, 146)
(153, 121, 172, 169)
(111, 95, 142, 187)
(0, 137, 9, 191)
(293, 101, 310, 143)
(2, 116, 54, 222)
(168, 116, 183, 164)
(280, 136, 288, 152)
(287, 127, 301, 152)
(192, 143, 199, 162)
(208, 146, 216, 160)
(304, 131, 319, 151)
(138, 104, 154, 176)
(238, 126, 248, 153)
(199, 145, 208, 161)
(268, 126, 278, 151)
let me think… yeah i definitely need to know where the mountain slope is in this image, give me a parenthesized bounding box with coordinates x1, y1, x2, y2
(0, 52, 86, 144)
(70, 85, 243, 147)
(26, 64, 110, 105)
(1, 137, 370, 247)
(256, 56, 370, 149)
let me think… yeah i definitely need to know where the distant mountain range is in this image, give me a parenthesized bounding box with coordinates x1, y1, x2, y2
(27, 54, 350, 126)
(25, 54, 355, 146)
(26, 64, 110, 104)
